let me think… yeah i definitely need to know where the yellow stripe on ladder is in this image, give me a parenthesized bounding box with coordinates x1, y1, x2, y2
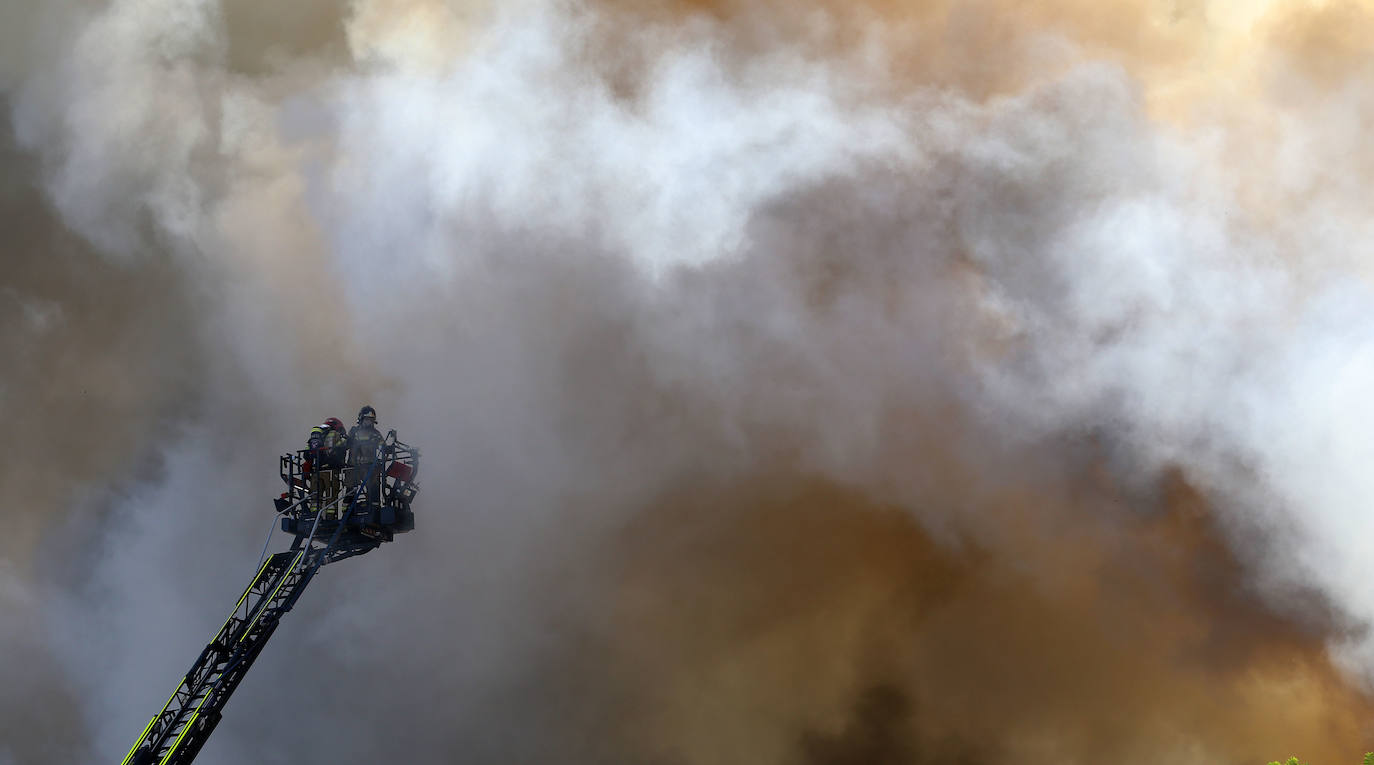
(239, 550, 304, 643)
(216, 556, 276, 642)
(120, 554, 280, 765)
(157, 688, 214, 765)
(120, 685, 177, 765)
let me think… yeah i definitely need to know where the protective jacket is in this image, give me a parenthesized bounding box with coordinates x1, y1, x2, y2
(308, 425, 348, 469)
(346, 422, 382, 467)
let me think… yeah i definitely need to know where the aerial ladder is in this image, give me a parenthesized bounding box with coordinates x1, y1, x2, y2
(118, 430, 420, 765)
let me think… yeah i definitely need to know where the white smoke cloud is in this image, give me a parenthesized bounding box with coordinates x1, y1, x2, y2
(8, 0, 1374, 762)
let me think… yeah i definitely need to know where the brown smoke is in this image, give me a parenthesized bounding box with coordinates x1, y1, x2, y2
(0, 111, 205, 564)
(545, 467, 1372, 764)
(5, 1, 1374, 764)
(0, 105, 203, 763)
(587, 0, 1231, 100)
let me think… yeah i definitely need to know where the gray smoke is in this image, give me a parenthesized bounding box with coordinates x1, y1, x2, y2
(5, 1, 1374, 763)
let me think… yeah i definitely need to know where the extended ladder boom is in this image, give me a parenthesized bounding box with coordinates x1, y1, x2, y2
(118, 430, 419, 765)
(120, 549, 316, 765)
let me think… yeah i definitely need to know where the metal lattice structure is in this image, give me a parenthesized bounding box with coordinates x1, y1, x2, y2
(119, 430, 419, 765)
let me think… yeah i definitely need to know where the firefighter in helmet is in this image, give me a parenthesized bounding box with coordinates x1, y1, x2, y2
(308, 417, 349, 518)
(346, 406, 384, 506)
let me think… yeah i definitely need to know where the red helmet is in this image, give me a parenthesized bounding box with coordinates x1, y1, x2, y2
(324, 417, 345, 432)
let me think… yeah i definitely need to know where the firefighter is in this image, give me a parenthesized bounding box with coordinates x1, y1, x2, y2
(321, 417, 348, 467)
(346, 406, 384, 506)
(309, 417, 349, 518)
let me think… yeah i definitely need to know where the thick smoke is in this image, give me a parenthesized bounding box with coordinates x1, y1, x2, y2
(4, 1, 1374, 763)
